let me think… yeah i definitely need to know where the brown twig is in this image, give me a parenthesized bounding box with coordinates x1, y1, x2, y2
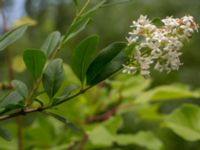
(0, 82, 13, 90)
(0, 86, 92, 121)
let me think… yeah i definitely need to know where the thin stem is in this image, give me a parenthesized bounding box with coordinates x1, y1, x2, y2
(25, 0, 92, 106)
(0, 0, 94, 123)
(72, 0, 91, 25)
(1, 1, 23, 149)
(0, 86, 93, 121)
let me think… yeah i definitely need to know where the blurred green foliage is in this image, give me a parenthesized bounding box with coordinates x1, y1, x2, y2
(0, 0, 200, 150)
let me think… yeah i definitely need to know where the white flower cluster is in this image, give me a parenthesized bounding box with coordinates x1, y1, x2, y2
(123, 15, 198, 77)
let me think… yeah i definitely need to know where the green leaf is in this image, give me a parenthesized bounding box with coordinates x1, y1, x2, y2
(135, 84, 198, 104)
(125, 42, 136, 56)
(103, 116, 123, 134)
(71, 35, 99, 84)
(87, 126, 162, 150)
(23, 49, 46, 79)
(164, 104, 200, 141)
(81, 0, 106, 17)
(152, 18, 164, 27)
(0, 126, 12, 141)
(44, 111, 83, 133)
(43, 59, 64, 98)
(115, 131, 163, 150)
(87, 126, 114, 147)
(0, 91, 24, 109)
(41, 31, 61, 57)
(0, 25, 28, 51)
(64, 18, 90, 43)
(53, 84, 79, 103)
(91, 51, 127, 85)
(102, 0, 131, 7)
(11, 80, 28, 98)
(64, 0, 106, 43)
(86, 42, 127, 85)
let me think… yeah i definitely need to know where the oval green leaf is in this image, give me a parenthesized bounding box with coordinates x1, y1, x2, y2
(86, 42, 127, 85)
(42, 59, 64, 98)
(41, 31, 61, 57)
(11, 80, 29, 98)
(164, 104, 200, 141)
(0, 91, 24, 109)
(71, 35, 99, 84)
(23, 49, 46, 79)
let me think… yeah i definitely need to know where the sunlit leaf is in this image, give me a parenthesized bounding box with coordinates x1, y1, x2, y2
(12, 16, 37, 28)
(115, 131, 163, 150)
(12, 55, 26, 73)
(135, 84, 198, 104)
(87, 126, 114, 146)
(164, 104, 200, 141)
(87, 125, 162, 150)
(103, 116, 123, 134)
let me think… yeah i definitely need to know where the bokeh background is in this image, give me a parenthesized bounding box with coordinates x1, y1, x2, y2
(0, 0, 200, 150)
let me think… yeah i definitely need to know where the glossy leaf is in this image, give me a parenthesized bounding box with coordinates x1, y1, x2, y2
(0, 126, 12, 141)
(71, 35, 99, 83)
(43, 59, 64, 98)
(11, 80, 28, 98)
(0, 25, 28, 51)
(41, 31, 61, 57)
(23, 49, 46, 79)
(86, 42, 127, 85)
(90, 51, 127, 85)
(44, 111, 82, 133)
(164, 104, 200, 141)
(0, 91, 24, 109)
(64, 18, 90, 43)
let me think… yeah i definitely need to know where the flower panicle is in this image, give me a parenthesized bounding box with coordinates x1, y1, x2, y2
(123, 15, 199, 77)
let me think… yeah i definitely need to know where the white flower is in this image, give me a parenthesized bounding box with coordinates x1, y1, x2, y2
(162, 16, 179, 28)
(122, 65, 137, 74)
(124, 15, 198, 77)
